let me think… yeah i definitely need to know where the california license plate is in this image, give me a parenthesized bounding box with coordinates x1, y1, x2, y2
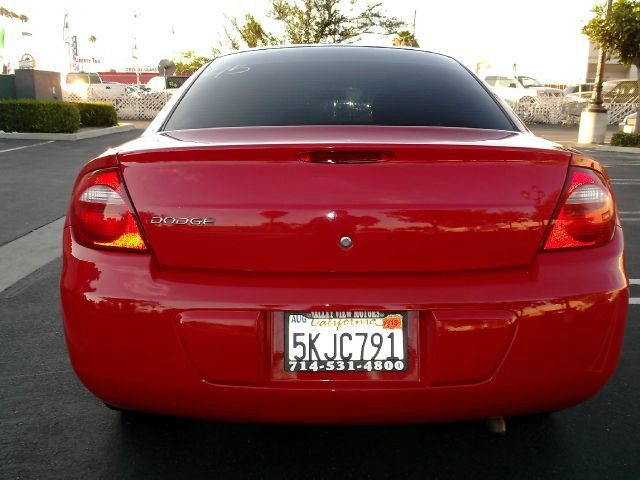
(284, 311, 407, 372)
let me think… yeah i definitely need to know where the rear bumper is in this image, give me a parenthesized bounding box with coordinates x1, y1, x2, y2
(60, 226, 628, 423)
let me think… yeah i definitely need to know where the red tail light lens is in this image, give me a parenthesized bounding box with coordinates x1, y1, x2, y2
(542, 167, 615, 251)
(72, 168, 148, 251)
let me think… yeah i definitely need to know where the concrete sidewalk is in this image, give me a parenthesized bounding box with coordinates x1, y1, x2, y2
(126, 120, 152, 130)
(529, 125, 618, 146)
(0, 123, 136, 141)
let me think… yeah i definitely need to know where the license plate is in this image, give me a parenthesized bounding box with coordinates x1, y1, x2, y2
(284, 311, 407, 372)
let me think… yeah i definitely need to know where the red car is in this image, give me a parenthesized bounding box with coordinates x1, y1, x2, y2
(60, 46, 628, 424)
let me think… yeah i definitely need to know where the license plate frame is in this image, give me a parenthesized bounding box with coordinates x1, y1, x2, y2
(284, 311, 408, 373)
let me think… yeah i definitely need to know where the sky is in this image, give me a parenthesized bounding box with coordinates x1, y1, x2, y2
(1, 0, 598, 83)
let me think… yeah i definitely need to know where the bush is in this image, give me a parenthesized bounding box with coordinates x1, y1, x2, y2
(610, 132, 640, 147)
(0, 99, 80, 133)
(72, 101, 118, 127)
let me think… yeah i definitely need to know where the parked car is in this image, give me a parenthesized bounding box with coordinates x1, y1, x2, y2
(63, 72, 129, 100)
(483, 74, 564, 102)
(601, 79, 639, 103)
(566, 79, 639, 110)
(119, 75, 191, 119)
(142, 75, 189, 92)
(619, 112, 637, 133)
(564, 83, 595, 100)
(60, 46, 627, 424)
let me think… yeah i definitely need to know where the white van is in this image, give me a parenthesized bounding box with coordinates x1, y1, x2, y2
(483, 75, 564, 103)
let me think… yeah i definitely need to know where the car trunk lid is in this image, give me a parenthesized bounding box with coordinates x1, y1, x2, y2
(118, 126, 569, 273)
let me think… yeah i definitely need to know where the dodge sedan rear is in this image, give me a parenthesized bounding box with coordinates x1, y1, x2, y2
(60, 46, 628, 424)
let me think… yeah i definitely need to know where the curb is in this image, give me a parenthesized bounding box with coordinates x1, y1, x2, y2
(0, 123, 136, 141)
(574, 144, 640, 154)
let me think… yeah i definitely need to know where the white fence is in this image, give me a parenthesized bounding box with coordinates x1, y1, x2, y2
(507, 97, 638, 126)
(64, 90, 638, 125)
(63, 90, 171, 120)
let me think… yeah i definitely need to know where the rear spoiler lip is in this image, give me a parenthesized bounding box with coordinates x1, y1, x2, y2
(117, 125, 569, 156)
(159, 125, 523, 145)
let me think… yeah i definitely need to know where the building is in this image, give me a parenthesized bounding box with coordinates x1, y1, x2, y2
(586, 42, 638, 82)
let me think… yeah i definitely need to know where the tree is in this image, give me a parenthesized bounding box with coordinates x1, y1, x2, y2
(88, 35, 97, 43)
(228, 13, 281, 48)
(226, 0, 405, 49)
(392, 30, 419, 47)
(0, 6, 28, 22)
(583, 0, 640, 133)
(174, 50, 219, 74)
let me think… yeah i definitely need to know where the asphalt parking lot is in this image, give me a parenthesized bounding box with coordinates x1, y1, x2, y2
(1, 129, 639, 479)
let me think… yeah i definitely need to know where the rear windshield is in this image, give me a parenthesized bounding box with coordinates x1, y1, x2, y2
(164, 47, 515, 132)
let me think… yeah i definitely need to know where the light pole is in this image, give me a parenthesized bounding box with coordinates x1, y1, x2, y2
(132, 11, 141, 85)
(578, 0, 613, 144)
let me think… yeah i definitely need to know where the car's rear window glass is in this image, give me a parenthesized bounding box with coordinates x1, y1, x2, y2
(164, 47, 515, 131)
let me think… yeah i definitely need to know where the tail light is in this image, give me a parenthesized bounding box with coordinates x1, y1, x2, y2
(542, 166, 615, 251)
(71, 168, 148, 251)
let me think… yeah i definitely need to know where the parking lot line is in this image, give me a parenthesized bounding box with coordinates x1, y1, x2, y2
(0, 140, 54, 154)
(631, 279, 640, 304)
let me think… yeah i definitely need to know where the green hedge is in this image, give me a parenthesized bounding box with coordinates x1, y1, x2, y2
(610, 132, 640, 147)
(72, 101, 118, 127)
(0, 99, 80, 133)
